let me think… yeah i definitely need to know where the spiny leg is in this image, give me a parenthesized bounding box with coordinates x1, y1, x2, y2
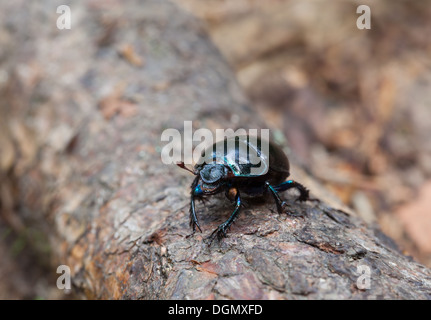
(190, 176, 203, 233)
(265, 182, 284, 213)
(209, 188, 241, 244)
(273, 179, 309, 202)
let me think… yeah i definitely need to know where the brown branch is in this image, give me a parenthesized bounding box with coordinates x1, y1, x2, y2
(0, 0, 430, 300)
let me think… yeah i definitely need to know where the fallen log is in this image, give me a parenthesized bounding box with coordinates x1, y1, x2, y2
(0, 0, 430, 299)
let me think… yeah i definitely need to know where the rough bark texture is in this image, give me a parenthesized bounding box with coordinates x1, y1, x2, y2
(1, 0, 431, 299)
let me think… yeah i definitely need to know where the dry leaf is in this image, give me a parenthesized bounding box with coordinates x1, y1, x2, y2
(118, 44, 144, 67)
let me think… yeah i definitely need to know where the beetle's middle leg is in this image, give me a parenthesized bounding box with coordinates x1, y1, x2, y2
(265, 182, 285, 213)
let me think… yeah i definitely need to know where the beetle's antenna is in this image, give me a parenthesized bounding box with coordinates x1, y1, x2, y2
(177, 161, 196, 175)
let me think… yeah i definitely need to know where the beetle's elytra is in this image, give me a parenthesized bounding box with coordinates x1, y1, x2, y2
(177, 135, 309, 243)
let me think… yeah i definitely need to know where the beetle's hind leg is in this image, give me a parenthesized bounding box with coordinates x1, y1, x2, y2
(267, 180, 309, 214)
(273, 180, 309, 202)
(208, 188, 241, 245)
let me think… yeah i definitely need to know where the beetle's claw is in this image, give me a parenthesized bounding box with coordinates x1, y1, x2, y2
(278, 201, 287, 213)
(194, 223, 203, 233)
(190, 219, 203, 233)
(280, 201, 298, 215)
(207, 224, 228, 246)
(275, 201, 287, 214)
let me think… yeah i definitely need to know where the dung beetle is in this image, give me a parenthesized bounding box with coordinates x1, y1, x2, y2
(177, 135, 309, 242)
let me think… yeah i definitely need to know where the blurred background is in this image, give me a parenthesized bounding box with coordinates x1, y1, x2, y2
(174, 0, 431, 267)
(1, 0, 431, 298)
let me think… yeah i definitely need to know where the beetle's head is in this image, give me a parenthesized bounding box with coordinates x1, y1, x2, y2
(199, 164, 227, 193)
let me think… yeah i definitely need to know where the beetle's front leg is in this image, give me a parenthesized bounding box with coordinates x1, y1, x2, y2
(190, 177, 203, 233)
(208, 188, 241, 245)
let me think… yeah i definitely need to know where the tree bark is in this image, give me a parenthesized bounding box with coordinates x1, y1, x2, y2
(1, 0, 431, 299)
